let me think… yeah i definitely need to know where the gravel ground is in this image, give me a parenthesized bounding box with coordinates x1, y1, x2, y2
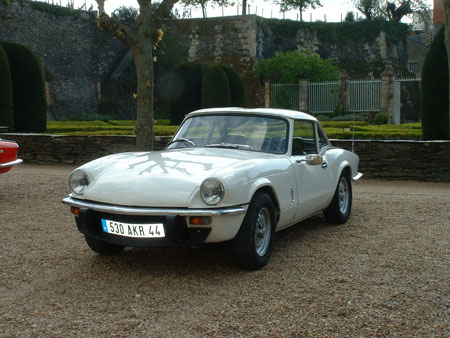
(0, 165, 449, 337)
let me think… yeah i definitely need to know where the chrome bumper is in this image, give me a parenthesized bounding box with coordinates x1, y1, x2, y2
(0, 159, 23, 168)
(352, 172, 363, 181)
(62, 197, 247, 217)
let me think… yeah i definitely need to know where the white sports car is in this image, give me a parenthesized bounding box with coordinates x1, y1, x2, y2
(63, 108, 362, 269)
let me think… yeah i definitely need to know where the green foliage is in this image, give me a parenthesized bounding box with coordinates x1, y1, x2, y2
(44, 120, 422, 140)
(220, 64, 245, 107)
(325, 123, 422, 140)
(255, 51, 339, 83)
(168, 62, 203, 125)
(201, 63, 231, 108)
(1, 41, 47, 133)
(374, 112, 388, 125)
(98, 97, 120, 120)
(23, 0, 86, 18)
(46, 120, 178, 136)
(0, 43, 13, 131)
(421, 27, 449, 140)
(168, 62, 246, 124)
(331, 114, 366, 121)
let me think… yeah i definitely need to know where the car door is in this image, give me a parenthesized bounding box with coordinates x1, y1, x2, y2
(289, 120, 334, 221)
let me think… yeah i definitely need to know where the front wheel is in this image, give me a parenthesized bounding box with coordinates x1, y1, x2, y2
(84, 235, 125, 255)
(323, 171, 352, 224)
(232, 192, 277, 270)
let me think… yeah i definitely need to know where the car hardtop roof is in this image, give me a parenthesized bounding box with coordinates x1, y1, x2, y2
(188, 107, 318, 122)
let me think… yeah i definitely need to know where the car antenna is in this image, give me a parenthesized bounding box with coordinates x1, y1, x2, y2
(352, 111, 355, 153)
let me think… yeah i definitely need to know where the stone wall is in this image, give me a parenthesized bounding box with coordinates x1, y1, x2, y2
(0, 1, 127, 118)
(0, 3, 411, 116)
(3, 134, 449, 182)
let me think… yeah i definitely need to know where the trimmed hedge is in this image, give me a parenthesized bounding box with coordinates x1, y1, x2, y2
(0, 44, 13, 131)
(421, 27, 449, 140)
(201, 63, 231, 108)
(168, 62, 246, 125)
(220, 64, 245, 107)
(1, 42, 47, 133)
(168, 62, 202, 125)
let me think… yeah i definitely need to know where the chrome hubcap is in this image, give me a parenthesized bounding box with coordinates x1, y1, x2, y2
(338, 177, 350, 214)
(255, 207, 271, 256)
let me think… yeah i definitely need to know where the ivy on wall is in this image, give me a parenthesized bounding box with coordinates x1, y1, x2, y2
(1, 0, 88, 19)
(260, 19, 409, 48)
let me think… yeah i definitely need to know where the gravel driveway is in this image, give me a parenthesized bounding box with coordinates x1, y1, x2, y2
(1, 165, 449, 337)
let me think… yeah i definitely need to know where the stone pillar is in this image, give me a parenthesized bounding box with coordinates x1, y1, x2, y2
(298, 79, 310, 113)
(264, 82, 271, 108)
(338, 71, 349, 113)
(381, 65, 395, 124)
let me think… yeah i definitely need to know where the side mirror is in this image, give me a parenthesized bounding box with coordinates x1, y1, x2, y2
(296, 154, 323, 166)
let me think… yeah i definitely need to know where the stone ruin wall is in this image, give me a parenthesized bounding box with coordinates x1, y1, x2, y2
(0, 3, 408, 117)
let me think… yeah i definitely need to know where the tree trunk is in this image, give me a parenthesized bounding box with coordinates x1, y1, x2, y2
(242, 0, 247, 15)
(133, 47, 155, 151)
(444, 0, 450, 136)
(201, 4, 207, 18)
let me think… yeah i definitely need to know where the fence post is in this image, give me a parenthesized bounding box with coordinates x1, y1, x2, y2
(265, 82, 271, 108)
(338, 71, 349, 113)
(299, 79, 310, 113)
(381, 65, 395, 124)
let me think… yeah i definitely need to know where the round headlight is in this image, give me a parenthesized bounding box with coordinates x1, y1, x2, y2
(69, 170, 90, 195)
(200, 178, 224, 205)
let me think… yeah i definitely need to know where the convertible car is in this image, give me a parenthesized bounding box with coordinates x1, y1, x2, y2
(63, 108, 362, 269)
(0, 138, 22, 174)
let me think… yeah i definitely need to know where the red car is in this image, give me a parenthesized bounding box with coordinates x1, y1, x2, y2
(0, 138, 22, 174)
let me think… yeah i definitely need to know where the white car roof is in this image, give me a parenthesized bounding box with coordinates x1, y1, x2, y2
(188, 107, 318, 122)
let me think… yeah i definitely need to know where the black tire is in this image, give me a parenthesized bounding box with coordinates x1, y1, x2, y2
(84, 235, 125, 255)
(324, 170, 352, 224)
(232, 192, 277, 270)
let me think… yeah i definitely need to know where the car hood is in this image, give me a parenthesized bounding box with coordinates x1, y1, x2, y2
(77, 148, 274, 207)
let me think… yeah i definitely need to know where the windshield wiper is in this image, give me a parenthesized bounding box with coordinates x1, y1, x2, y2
(206, 143, 253, 150)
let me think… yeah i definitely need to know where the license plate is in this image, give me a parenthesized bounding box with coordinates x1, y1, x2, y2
(101, 219, 165, 238)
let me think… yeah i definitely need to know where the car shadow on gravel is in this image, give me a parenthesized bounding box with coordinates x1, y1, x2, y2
(80, 213, 334, 275)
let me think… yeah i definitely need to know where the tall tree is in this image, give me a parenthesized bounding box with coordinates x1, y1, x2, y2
(96, 0, 179, 151)
(379, 0, 429, 22)
(277, 0, 321, 21)
(353, 0, 382, 20)
(180, 0, 233, 18)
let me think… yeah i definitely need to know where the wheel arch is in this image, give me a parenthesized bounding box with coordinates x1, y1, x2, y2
(251, 184, 280, 223)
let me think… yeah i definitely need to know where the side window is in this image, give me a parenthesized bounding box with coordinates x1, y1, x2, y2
(317, 125, 330, 151)
(293, 120, 317, 155)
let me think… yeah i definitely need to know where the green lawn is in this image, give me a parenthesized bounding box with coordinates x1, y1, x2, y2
(45, 120, 423, 140)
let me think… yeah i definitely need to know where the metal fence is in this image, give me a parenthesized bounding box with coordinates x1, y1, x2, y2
(271, 78, 384, 114)
(348, 79, 382, 112)
(308, 81, 339, 113)
(270, 84, 300, 110)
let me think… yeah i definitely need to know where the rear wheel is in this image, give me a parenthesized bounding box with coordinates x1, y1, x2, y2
(232, 192, 276, 270)
(324, 171, 352, 224)
(84, 235, 124, 255)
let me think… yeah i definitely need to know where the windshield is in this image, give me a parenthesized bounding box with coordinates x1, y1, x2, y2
(167, 114, 289, 154)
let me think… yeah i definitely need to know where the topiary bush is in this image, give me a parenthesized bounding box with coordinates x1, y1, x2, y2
(219, 64, 245, 107)
(168, 62, 246, 125)
(421, 27, 449, 140)
(0, 43, 13, 131)
(1, 41, 47, 133)
(201, 63, 231, 109)
(168, 62, 202, 125)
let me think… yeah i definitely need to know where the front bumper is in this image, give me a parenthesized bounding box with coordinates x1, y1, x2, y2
(63, 197, 247, 247)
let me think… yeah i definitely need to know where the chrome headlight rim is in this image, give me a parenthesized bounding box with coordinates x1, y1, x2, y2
(69, 169, 90, 195)
(200, 177, 225, 206)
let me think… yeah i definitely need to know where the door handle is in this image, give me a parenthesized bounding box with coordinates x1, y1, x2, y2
(321, 162, 328, 169)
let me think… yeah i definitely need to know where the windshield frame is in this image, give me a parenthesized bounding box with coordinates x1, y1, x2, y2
(168, 113, 290, 155)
